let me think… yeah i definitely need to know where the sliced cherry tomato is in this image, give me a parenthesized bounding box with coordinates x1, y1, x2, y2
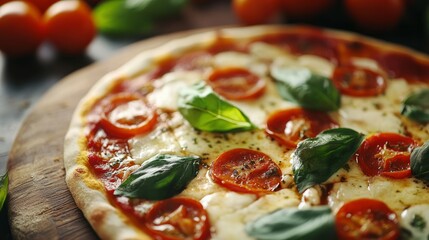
(377, 52, 429, 83)
(335, 198, 400, 240)
(44, 0, 95, 54)
(285, 32, 339, 63)
(345, 0, 405, 32)
(173, 51, 212, 71)
(355, 133, 418, 179)
(266, 108, 338, 148)
(281, 0, 333, 19)
(210, 148, 282, 193)
(145, 197, 210, 240)
(232, 0, 280, 25)
(207, 67, 266, 100)
(99, 93, 157, 138)
(332, 66, 387, 97)
(0, 1, 45, 56)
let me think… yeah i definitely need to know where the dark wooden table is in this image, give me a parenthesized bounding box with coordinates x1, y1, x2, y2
(0, 0, 428, 239)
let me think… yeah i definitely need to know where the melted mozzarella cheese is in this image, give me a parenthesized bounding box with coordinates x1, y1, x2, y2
(202, 190, 300, 240)
(351, 57, 380, 72)
(128, 122, 182, 165)
(401, 204, 429, 240)
(249, 42, 289, 60)
(297, 55, 334, 77)
(329, 175, 429, 215)
(147, 71, 202, 110)
(231, 80, 296, 128)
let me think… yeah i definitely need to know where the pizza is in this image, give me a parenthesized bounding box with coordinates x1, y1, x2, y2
(64, 25, 429, 240)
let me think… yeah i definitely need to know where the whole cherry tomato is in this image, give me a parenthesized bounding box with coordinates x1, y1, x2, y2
(281, 0, 333, 19)
(44, 0, 95, 54)
(345, 0, 405, 32)
(233, 0, 281, 25)
(0, 1, 45, 56)
(0, 0, 58, 12)
(25, 0, 58, 12)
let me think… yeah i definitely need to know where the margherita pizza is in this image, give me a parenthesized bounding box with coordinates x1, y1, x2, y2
(64, 26, 429, 240)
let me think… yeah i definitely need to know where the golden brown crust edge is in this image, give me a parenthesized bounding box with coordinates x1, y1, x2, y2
(63, 25, 429, 240)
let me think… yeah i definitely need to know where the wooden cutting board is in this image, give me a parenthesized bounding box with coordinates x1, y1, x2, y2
(7, 28, 218, 240)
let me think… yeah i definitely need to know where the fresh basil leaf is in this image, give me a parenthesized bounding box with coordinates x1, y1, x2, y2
(126, 0, 188, 19)
(178, 82, 256, 132)
(292, 128, 364, 193)
(94, 0, 187, 35)
(114, 154, 200, 200)
(411, 141, 429, 182)
(245, 206, 337, 240)
(271, 66, 341, 111)
(401, 89, 429, 123)
(0, 173, 7, 210)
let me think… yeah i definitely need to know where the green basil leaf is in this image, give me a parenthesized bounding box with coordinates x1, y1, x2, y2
(0, 173, 7, 210)
(93, 0, 187, 35)
(411, 141, 429, 182)
(178, 82, 256, 132)
(114, 154, 200, 200)
(245, 206, 337, 240)
(271, 66, 341, 111)
(292, 128, 364, 193)
(93, 1, 153, 35)
(401, 89, 429, 123)
(125, 0, 188, 19)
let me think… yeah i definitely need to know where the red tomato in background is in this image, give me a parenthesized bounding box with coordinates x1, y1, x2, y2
(345, 0, 405, 32)
(25, 0, 58, 12)
(0, 1, 45, 56)
(281, 0, 333, 19)
(233, 0, 280, 25)
(0, 0, 59, 12)
(44, 0, 95, 54)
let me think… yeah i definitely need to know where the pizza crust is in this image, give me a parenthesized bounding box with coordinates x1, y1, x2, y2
(64, 25, 429, 239)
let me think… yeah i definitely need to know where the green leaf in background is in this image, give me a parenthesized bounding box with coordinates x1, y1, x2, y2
(245, 206, 337, 240)
(271, 65, 341, 111)
(93, 0, 188, 35)
(401, 89, 429, 123)
(292, 128, 364, 193)
(0, 173, 8, 211)
(411, 141, 429, 182)
(114, 154, 200, 200)
(178, 82, 256, 132)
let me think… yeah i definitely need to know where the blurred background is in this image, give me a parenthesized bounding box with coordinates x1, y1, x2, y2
(0, 0, 428, 238)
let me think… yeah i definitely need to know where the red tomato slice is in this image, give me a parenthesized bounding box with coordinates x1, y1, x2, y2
(210, 148, 282, 193)
(207, 67, 266, 100)
(332, 66, 387, 97)
(265, 108, 338, 148)
(99, 93, 157, 138)
(335, 198, 400, 240)
(285, 33, 339, 63)
(355, 133, 418, 179)
(145, 197, 210, 240)
(173, 51, 212, 71)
